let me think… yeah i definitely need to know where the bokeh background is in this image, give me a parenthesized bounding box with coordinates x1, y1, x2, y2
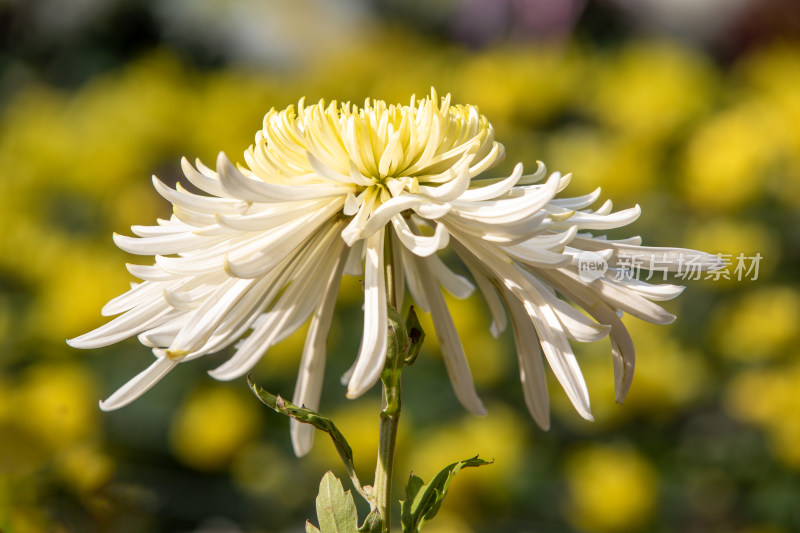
(1, 0, 799, 532)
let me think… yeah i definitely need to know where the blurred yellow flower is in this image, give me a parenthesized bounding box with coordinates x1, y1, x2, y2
(585, 41, 715, 142)
(739, 44, 800, 150)
(230, 442, 297, 504)
(682, 101, 787, 211)
(55, 443, 115, 493)
(12, 362, 99, 448)
(0, 508, 51, 533)
(565, 445, 658, 532)
(458, 45, 581, 124)
(726, 362, 800, 469)
(714, 287, 800, 361)
(169, 385, 263, 471)
(546, 127, 658, 202)
(35, 248, 132, 342)
(737, 45, 800, 210)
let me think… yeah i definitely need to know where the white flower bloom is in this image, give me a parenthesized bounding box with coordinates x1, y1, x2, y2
(68, 90, 718, 455)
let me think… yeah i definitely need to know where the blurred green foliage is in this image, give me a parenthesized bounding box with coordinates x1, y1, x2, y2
(1, 9, 799, 533)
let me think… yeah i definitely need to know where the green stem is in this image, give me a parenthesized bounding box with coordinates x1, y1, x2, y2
(384, 227, 397, 311)
(375, 375, 400, 531)
(375, 228, 402, 532)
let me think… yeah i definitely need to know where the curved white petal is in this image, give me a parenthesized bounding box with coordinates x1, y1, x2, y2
(346, 231, 388, 398)
(400, 246, 430, 313)
(539, 269, 636, 403)
(291, 246, 348, 456)
(449, 234, 592, 420)
(550, 205, 642, 231)
(452, 171, 561, 225)
(67, 298, 173, 349)
(414, 255, 486, 415)
(181, 157, 228, 198)
(418, 166, 471, 202)
(99, 355, 177, 411)
(456, 253, 507, 338)
(210, 224, 345, 380)
(391, 215, 449, 257)
(426, 254, 474, 299)
(548, 187, 602, 210)
(518, 267, 611, 343)
(502, 288, 550, 429)
(218, 152, 349, 202)
(459, 162, 524, 202)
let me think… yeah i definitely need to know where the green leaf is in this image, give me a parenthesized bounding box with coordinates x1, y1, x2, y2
(400, 456, 492, 532)
(316, 471, 360, 533)
(306, 521, 321, 533)
(357, 510, 383, 533)
(400, 473, 425, 529)
(247, 375, 368, 502)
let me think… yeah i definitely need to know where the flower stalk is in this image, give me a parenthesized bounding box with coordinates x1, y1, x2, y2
(374, 227, 403, 531)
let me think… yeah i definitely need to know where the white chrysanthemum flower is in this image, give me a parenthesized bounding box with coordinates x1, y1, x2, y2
(69, 90, 717, 456)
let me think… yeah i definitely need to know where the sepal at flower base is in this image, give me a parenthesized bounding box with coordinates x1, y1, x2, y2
(403, 306, 425, 366)
(400, 456, 493, 533)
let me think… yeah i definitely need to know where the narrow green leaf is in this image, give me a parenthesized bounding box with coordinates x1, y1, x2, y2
(247, 375, 368, 502)
(306, 520, 321, 533)
(400, 474, 425, 532)
(316, 471, 359, 533)
(400, 456, 492, 532)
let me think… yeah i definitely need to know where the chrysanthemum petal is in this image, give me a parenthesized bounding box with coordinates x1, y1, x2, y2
(209, 224, 346, 380)
(400, 246, 430, 313)
(99, 355, 177, 411)
(450, 235, 592, 420)
(426, 254, 474, 299)
(418, 165, 472, 201)
(452, 171, 561, 224)
(347, 231, 388, 398)
(548, 188, 602, 210)
(291, 245, 347, 456)
(550, 205, 642, 231)
(459, 162, 524, 202)
(181, 157, 228, 198)
(616, 277, 685, 301)
(502, 288, 550, 429)
(218, 152, 349, 202)
(67, 298, 174, 349)
(391, 215, 449, 257)
(413, 255, 486, 415)
(539, 269, 637, 404)
(518, 268, 611, 343)
(457, 254, 507, 337)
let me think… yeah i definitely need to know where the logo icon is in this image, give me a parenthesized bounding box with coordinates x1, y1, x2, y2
(577, 251, 608, 282)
